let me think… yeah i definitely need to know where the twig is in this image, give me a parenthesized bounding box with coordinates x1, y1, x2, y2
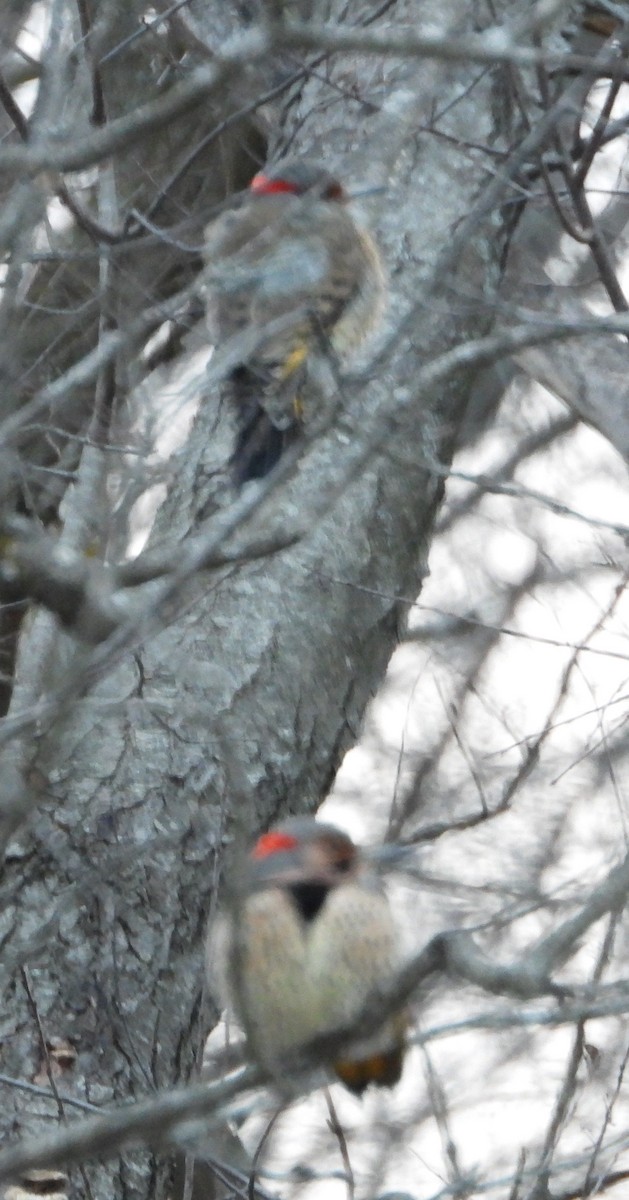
(248, 1106, 283, 1200)
(325, 1088, 354, 1200)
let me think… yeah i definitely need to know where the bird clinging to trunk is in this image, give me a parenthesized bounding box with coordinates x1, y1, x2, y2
(204, 160, 386, 485)
(211, 817, 406, 1093)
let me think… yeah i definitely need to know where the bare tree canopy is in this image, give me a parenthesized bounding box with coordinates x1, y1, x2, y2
(1, 2, 629, 1199)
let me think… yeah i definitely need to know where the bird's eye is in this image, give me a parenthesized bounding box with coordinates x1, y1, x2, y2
(335, 854, 353, 872)
(324, 181, 344, 201)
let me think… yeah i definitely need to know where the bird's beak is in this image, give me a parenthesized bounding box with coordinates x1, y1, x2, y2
(346, 184, 386, 200)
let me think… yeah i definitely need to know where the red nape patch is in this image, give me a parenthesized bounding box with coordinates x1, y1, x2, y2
(250, 173, 298, 196)
(252, 830, 299, 859)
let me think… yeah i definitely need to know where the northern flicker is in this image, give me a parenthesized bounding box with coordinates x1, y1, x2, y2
(204, 160, 386, 485)
(212, 817, 406, 1093)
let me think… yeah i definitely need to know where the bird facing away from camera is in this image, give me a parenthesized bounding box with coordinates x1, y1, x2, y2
(204, 160, 386, 485)
(213, 816, 406, 1093)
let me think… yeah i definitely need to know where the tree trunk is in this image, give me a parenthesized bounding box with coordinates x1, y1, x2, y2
(0, 1, 548, 1195)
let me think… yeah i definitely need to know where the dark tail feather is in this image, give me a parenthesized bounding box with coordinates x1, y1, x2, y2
(229, 368, 297, 485)
(230, 408, 287, 485)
